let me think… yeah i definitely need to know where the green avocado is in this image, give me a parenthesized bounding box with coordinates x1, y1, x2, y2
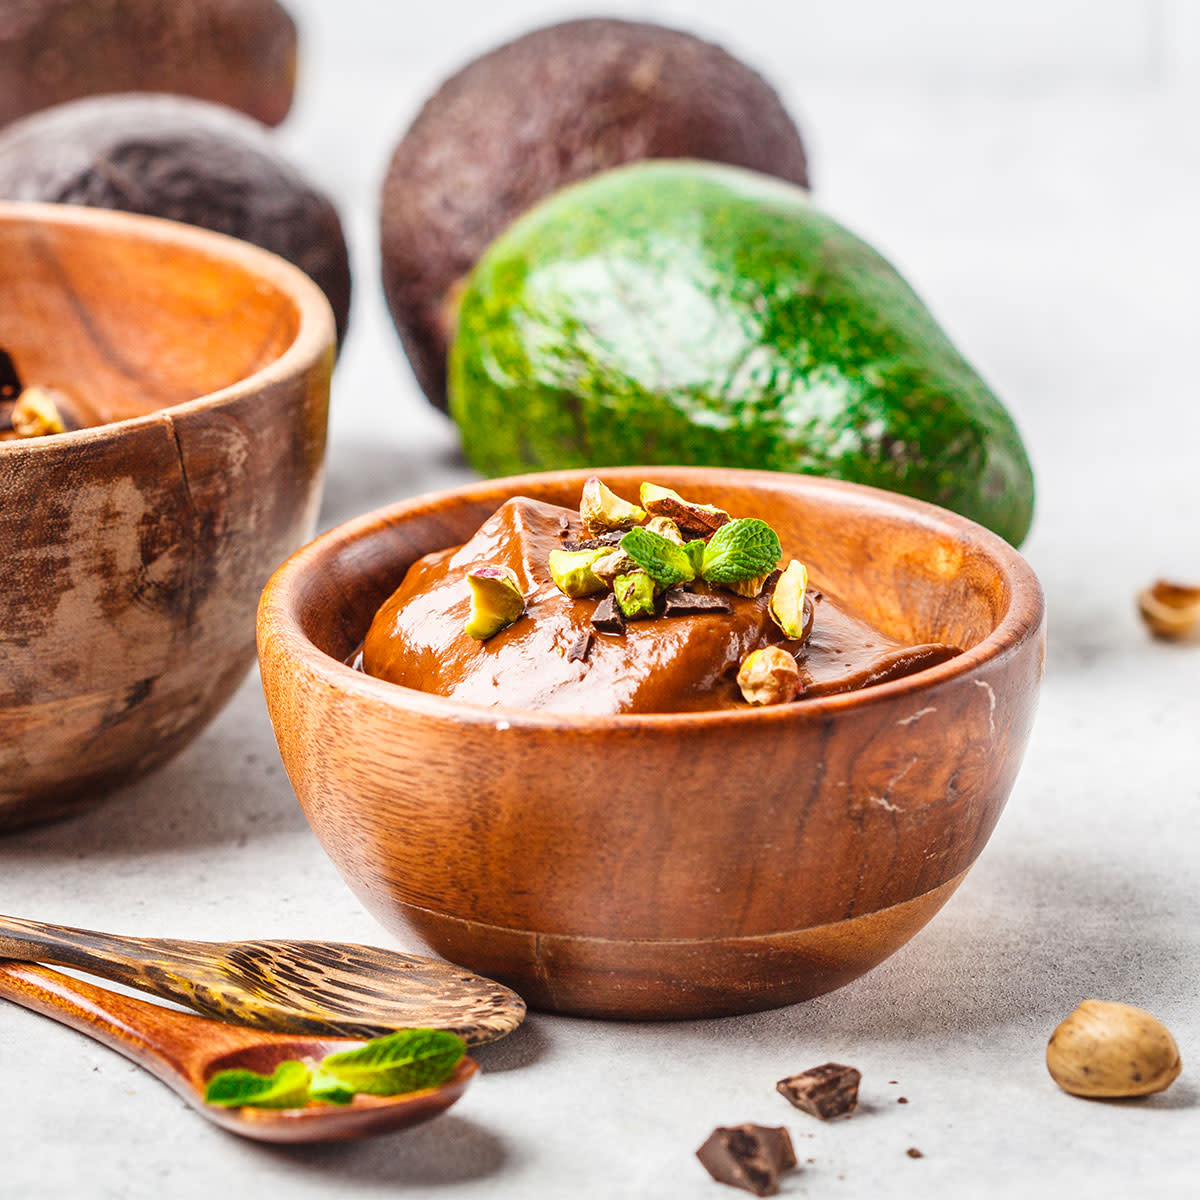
(448, 161, 1034, 545)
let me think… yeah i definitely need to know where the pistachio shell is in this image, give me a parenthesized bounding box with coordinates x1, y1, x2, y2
(1046, 1000, 1181, 1098)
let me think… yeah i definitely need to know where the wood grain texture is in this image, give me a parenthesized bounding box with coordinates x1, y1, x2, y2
(0, 202, 334, 829)
(0, 960, 476, 1144)
(0, 913, 525, 1044)
(258, 467, 1046, 1019)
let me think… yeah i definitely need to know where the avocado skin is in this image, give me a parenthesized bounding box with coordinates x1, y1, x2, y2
(0, 95, 351, 347)
(381, 18, 808, 412)
(450, 162, 1034, 546)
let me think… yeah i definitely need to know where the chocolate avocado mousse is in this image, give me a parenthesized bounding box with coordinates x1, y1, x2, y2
(361, 481, 961, 716)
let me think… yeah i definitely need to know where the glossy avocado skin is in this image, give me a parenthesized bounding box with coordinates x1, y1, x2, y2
(449, 161, 1034, 545)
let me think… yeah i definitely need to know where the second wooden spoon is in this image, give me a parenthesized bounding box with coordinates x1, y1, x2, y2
(0, 914, 524, 1044)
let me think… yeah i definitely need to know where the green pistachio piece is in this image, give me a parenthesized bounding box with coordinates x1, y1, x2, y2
(643, 516, 684, 545)
(548, 548, 610, 598)
(580, 476, 646, 534)
(769, 560, 809, 639)
(613, 571, 657, 619)
(591, 548, 637, 583)
(465, 565, 525, 639)
(639, 482, 730, 535)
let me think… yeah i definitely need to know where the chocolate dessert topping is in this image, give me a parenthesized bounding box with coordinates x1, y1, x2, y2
(662, 589, 733, 616)
(566, 630, 594, 663)
(696, 1124, 797, 1197)
(776, 1062, 861, 1120)
(590, 594, 626, 635)
(563, 530, 626, 552)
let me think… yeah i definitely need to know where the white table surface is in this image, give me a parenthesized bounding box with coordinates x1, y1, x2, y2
(2, 9, 1198, 1197)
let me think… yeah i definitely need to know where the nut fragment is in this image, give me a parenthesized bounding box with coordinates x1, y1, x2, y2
(590, 548, 637, 584)
(580, 476, 645, 535)
(548, 548, 609, 598)
(9, 386, 72, 437)
(1046, 999, 1181, 1098)
(639, 482, 730, 535)
(464, 565, 525, 640)
(613, 571, 657, 619)
(725, 573, 771, 598)
(769, 560, 809, 639)
(643, 515, 684, 545)
(1137, 580, 1200, 640)
(736, 646, 801, 705)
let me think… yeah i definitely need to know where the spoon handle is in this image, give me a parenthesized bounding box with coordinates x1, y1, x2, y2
(0, 959, 215, 1093)
(0, 913, 184, 994)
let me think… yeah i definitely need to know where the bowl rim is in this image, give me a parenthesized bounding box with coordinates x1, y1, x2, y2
(259, 466, 1046, 731)
(0, 200, 335, 455)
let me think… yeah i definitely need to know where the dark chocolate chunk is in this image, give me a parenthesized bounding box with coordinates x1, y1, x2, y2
(563, 530, 625, 552)
(897, 1096, 908, 1104)
(906, 1148, 924, 1159)
(566, 630, 594, 663)
(776, 1062, 861, 1120)
(0, 348, 21, 402)
(591, 594, 626, 634)
(663, 589, 733, 616)
(696, 1124, 796, 1197)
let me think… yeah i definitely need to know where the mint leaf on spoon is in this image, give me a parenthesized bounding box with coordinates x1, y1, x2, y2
(317, 1029, 466, 1097)
(204, 1060, 312, 1109)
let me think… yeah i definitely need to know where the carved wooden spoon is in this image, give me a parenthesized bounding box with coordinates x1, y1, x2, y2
(0, 914, 523, 1044)
(0, 960, 477, 1143)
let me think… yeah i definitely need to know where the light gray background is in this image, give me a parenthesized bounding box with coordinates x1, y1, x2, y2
(1, 2, 1197, 1196)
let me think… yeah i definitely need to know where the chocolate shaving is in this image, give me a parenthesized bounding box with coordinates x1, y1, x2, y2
(696, 1125, 797, 1197)
(566, 630, 594, 662)
(557, 514, 573, 540)
(776, 1062, 861, 1120)
(591, 594, 626, 635)
(563, 531, 625, 552)
(663, 589, 733, 616)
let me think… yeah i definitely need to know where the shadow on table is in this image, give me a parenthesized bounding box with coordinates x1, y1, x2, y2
(261, 1115, 509, 1185)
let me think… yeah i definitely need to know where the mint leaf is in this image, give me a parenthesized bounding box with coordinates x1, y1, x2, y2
(308, 1066, 357, 1105)
(700, 519, 781, 584)
(619, 527, 695, 588)
(684, 540, 707, 575)
(204, 1060, 312, 1109)
(318, 1029, 466, 1097)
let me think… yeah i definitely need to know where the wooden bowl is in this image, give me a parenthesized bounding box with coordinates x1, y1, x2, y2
(258, 468, 1045, 1019)
(0, 202, 334, 830)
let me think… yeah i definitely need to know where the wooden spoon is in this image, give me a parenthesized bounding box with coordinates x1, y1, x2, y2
(0, 960, 477, 1144)
(0, 914, 523, 1044)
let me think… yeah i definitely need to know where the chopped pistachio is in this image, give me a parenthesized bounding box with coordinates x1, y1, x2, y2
(464, 565, 525, 640)
(639, 482, 730, 535)
(548, 548, 610, 598)
(11, 387, 68, 437)
(580, 476, 646, 535)
(725, 573, 771, 598)
(644, 516, 684, 545)
(613, 571, 657, 619)
(591, 547, 637, 583)
(769, 560, 809, 638)
(737, 646, 802, 706)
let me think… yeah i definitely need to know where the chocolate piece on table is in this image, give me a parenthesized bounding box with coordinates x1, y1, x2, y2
(566, 630, 594, 663)
(776, 1062, 861, 1119)
(663, 589, 733, 617)
(907, 1148, 924, 1159)
(591, 594, 626, 635)
(696, 1124, 797, 1197)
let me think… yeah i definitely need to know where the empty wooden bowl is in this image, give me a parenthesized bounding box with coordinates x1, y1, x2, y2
(0, 202, 334, 830)
(258, 468, 1045, 1020)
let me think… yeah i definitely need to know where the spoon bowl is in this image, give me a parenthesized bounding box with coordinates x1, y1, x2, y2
(0, 960, 478, 1144)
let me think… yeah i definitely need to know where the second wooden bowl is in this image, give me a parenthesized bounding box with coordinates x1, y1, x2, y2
(258, 468, 1045, 1020)
(0, 203, 334, 830)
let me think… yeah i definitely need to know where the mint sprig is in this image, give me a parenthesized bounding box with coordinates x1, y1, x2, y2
(619, 526, 696, 588)
(203, 1028, 467, 1110)
(699, 518, 781, 584)
(318, 1029, 466, 1097)
(204, 1060, 312, 1109)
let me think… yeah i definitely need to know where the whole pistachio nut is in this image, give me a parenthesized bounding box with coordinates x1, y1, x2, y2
(770, 560, 809, 639)
(737, 645, 801, 705)
(639, 482, 730, 535)
(613, 571, 657, 620)
(548, 548, 610, 598)
(464, 565, 525, 640)
(1046, 1000, 1181, 1099)
(580, 476, 646, 535)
